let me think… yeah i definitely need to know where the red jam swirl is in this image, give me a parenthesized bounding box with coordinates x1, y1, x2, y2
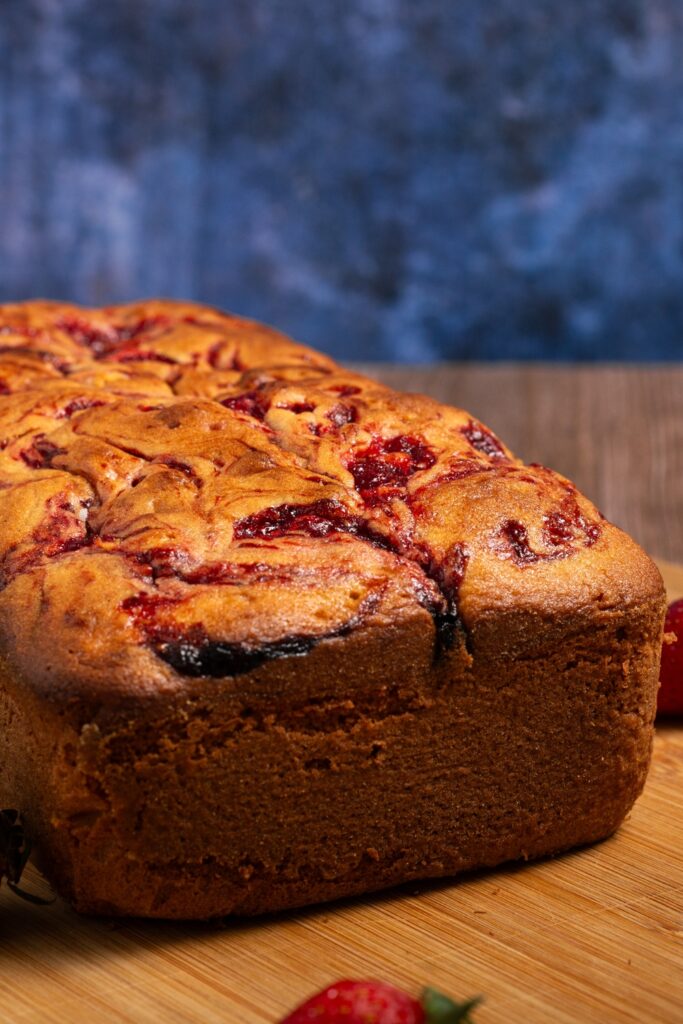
(233, 498, 391, 549)
(462, 420, 507, 459)
(345, 434, 436, 504)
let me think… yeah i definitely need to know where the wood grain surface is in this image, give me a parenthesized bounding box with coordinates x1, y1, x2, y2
(1, 366, 682, 1024)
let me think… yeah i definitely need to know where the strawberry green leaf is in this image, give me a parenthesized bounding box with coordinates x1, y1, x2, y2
(422, 987, 482, 1023)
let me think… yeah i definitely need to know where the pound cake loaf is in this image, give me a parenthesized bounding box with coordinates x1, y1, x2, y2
(0, 300, 665, 918)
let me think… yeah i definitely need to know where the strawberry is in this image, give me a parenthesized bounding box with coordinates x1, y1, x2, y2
(659, 599, 683, 716)
(280, 979, 480, 1023)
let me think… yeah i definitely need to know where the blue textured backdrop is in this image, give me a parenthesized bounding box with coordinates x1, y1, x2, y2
(1, 1, 682, 361)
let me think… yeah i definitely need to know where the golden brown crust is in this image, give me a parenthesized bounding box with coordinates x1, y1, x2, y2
(0, 299, 666, 918)
(0, 300, 661, 695)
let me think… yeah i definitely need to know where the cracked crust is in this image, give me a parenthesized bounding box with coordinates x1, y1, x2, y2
(0, 300, 667, 918)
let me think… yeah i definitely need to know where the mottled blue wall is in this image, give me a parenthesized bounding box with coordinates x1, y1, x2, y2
(1, 1, 682, 360)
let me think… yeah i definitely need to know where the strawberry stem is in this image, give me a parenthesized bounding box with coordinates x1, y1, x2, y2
(422, 987, 482, 1023)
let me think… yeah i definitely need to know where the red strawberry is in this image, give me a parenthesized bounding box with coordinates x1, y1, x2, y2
(659, 599, 683, 715)
(280, 979, 480, 1024)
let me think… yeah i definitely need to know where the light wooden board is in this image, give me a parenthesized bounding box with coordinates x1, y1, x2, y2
(1, 563, 681, 1024)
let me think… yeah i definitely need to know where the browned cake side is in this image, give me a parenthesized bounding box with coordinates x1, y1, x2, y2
(0, 300, 665, 918)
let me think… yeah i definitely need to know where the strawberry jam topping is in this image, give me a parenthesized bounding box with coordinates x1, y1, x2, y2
(462, 420, 507, 459)
(19, 436, 66, 469)
(419, 542, 470, 654)
(328, 384, 361, 397)
(204, 337, 245, 371)
(157, 632, 331, 677)
(121, 589, 379, 677)
(57, 315, 169, 359)
(110, 349, 178, 365)
(327, 403, 357, 427)
(121, 591, 180, 620)
(544, 498, 601, 548)
(33, 495, 92, 558)
(345, 435, 436, 504)
(498, 497, 601, 566)
(233, 498, 391, 549)
(437, 542, 470, 598)
(56, 317, 118, 357)
(221, 390, 271, 420)
(0, 303, 612, 680)
(278, 401, 316, 414)
(1, 494, 93, 585)
(310, 402, 359, 436)
(501, 520, 538, 564)
(58, 398, 106, 418)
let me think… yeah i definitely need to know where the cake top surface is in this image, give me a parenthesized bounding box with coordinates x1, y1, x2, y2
(0, 300, 660, 702)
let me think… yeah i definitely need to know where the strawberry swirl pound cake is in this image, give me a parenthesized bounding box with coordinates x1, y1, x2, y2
(0, 300, 666, 918)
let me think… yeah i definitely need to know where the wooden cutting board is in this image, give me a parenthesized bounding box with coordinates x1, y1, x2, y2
(1, 563, 682, 1024)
